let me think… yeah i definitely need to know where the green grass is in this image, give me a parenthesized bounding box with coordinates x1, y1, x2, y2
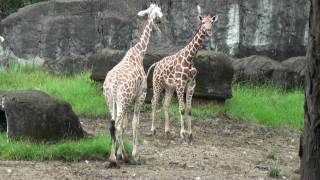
(0, 66, 304, 129)
(224, 84, 304, 128)
(0, 133, 132, 161)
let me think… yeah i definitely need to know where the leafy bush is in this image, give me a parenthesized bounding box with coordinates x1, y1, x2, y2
(0, 0, 47, 17)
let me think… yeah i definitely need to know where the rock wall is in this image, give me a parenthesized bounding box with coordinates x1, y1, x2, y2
(0, 0, 309, 72)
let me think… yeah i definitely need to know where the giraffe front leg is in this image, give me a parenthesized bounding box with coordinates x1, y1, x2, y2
(163, 88, 174, 138)
(186, 79, 196, 145)
(176, 85, 187, 142)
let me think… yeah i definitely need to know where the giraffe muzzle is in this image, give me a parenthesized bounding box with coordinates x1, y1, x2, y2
(154, 17, 162, 24)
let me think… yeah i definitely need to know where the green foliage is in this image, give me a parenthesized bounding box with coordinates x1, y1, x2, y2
(0, 133, 132, 161)
(0, 0, 47, 17)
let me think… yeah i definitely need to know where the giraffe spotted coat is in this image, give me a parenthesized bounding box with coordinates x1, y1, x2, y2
(147, 15, 217, 144)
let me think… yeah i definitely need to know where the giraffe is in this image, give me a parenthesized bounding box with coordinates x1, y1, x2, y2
(147, 13, 218, 144)
(103, 3, 163, 167)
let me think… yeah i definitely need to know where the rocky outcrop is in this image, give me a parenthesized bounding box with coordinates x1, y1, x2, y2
(90, 48, 233, 101)
(232, 55, 285, 82)
(232, 55, 306, 89)
(272, 56, 306, 88)
(193, 51, 233, 100)
(0, 0, 309, 73)
(0, 90, 85, 142)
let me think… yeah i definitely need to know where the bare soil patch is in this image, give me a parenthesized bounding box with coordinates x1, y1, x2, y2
(0, 114, 300, 179)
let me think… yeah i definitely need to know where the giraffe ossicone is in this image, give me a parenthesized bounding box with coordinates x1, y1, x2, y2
(147, 10, 218, 144)
(103, 3, 163, 167)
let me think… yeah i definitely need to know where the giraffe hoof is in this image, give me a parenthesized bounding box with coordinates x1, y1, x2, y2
(130, 157, 142, 165)
(180, 131, 187, 140)
(122, 151, 130, 163)
(188, 133, 193, 145)
(165, 131, 171, 138)
(145, 130, 156, 136)
(116, 154, 122, 161)
(107, 161, 120, 169)
(123, 157, 130, 164)
(151, 129, 156, 136)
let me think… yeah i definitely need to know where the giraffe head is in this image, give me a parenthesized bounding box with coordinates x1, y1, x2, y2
(198, 15, 218, 37)
(137, 3, 163, 24)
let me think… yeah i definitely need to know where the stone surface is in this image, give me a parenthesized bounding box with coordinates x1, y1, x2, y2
(0, 0, 309, 73)
(90, 48, 233, 101)
(0, 90, 85, 142)
(272, 56, 306, 89)
(232, 55, 306, 89)
(193, 51, 234, 100)
(232, 55, 285, 82)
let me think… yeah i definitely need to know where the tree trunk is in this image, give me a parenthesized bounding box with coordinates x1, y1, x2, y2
(300, 0, 320, 179)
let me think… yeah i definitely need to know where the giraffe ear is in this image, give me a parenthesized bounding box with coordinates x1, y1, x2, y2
(212, 15, 218, 23)
(138, 9, 150, 17)
(198, 15, 203, 21)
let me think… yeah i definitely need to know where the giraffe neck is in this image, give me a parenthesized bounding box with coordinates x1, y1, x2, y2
(134, 19, 154, 56)
(184, 26, 206, 61)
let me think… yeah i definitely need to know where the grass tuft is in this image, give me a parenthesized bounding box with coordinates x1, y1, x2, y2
(269, 164, 281, 178)
(267, 148, 280, 160)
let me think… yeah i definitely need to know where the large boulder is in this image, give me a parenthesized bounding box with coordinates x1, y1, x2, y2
(193, 51, 233, 100)
(0, 0, 309, 73)
(232, 55, 285, 83)
(272, 56, 306, 89)
(0, 90, 85, 142)
(90, 48, 233, 101)
(232, 55, 306, 89)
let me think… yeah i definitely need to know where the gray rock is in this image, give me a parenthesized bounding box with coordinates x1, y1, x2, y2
(0, 0, 309, 73)
(90, 48, 127, 82)
(232, 55, 285, 83)
(281, 56, 306, 78)
(193, 51, 234, 100)
(0, 90, 85, 142)
(272, 56, 306, 89)
(90, 48, 233, 101)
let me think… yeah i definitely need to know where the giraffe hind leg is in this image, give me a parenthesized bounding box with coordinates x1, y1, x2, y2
(151, 83, 162, 135)
(131, 83, 147, 164)
(115, 103, 130, 164)
(106, 97, 120, 168)
(185, 79, 196, 145)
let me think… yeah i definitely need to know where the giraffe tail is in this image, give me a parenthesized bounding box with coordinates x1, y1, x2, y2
(146, 62, 158, 79)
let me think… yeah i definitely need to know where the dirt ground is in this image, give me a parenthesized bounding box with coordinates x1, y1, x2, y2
(0, 114, 301, 180)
